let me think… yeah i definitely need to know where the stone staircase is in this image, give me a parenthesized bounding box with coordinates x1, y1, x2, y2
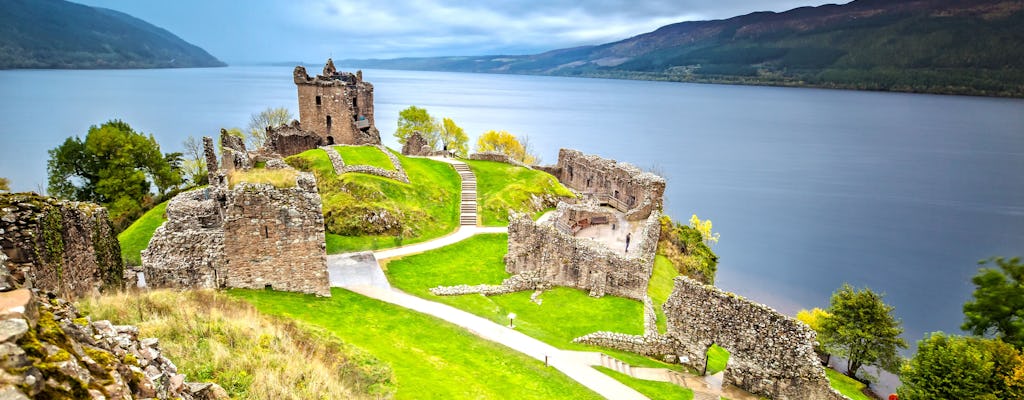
(453, 162, 478, 226)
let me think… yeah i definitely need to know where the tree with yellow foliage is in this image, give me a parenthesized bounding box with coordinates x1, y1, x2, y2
(475, 130, 538, 165)
(440, 117, 469, 157)
(688, 214, 720, 246)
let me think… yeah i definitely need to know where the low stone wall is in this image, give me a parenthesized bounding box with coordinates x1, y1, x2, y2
(430, 271, 542, 296)
(0, 289, 227, 399)
(503, 204, 661, 301)
(469, 152, 529, 168)
(321, 145, 410, 184)
(0, 193, 122, 299)
(663, 276, 849, 400)
(572, 331, 678, 359)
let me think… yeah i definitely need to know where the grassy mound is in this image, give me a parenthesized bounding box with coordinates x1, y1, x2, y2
(648, 255, 680, 334)
(594, 367, 694, 400)
(335, 145, 395, 170)
(232, 288, 604, 400)
(117, 200, 168, 266)
(286, 148, 460, 253)
(465, 160, 574, 226)
(81, 290, 393, 399)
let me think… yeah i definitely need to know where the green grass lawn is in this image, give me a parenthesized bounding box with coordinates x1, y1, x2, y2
(231, 288, 604, 400)
(594, 366, 695, 400)
(649, 255, 680, 334)
(826, 368, 872, 400)
(465, 159, 574, 226)
(117, 200, 169, 265)
(287, 148, 460, 253)
(335, 145, 395, 171)
(705, 344, 731, 375)
(384, 233, 681, 372)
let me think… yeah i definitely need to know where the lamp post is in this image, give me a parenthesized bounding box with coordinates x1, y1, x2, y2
(508, 312, 517, 328)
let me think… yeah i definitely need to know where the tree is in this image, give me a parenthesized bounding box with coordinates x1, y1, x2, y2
(688, 214, 720, 245)
(818, 284, 907, 379)
(796, 307, 831, 332)
(47, 120, 180, 221)
(899, 333, 1024, 400)
(963, 257, 1024, 348)
(395, 106, 439, 147)
(181, 135, 208, 186)
(439, 117, 469, 157)
(0, 177, 9, 192)
(246, 107, 293, 149)
(475, 130, 538, 165)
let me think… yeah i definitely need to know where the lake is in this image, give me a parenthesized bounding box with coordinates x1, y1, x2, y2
(1, 66, 1022, 353)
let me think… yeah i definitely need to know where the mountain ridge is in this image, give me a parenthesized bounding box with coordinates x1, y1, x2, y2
(0, 0, 225, 69)
(339, 0, 1024, 97)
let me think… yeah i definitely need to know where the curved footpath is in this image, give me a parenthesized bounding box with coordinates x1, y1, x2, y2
(328, 156, 750, 400)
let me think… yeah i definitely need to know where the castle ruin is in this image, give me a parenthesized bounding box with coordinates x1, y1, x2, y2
(293, 59, 380, 146)
(141, 131, 331, 296)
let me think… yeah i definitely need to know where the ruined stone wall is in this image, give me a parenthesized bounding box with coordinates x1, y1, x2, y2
(221, 175, 330, 297)
(551, 149, 665, 220)
(663, 276, 849, 400)
(504, 205, 661, 300)
(265, 120, 323, 158)
(401, 131, 432, 156)
(294, 61, 381, 146)
(142, 189, 225, 290)
(219, 129, 250, 172)
(0, 193, 122, 299)
(0, 289, 227, 399)
(142, 166, 330, 297)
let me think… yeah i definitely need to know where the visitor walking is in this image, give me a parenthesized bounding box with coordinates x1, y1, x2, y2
(625, 233, 631, 252)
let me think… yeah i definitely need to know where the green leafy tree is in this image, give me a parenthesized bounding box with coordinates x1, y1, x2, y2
(796, 307, 831, 332)
(47, 120, 180, 220)
(899, 333, 1024, 400)
(395, 106, 439, 147)
(246, 107, 293, 149)
(439, 117, 469, 157)
(475, 130, 538, 165)
(963, 257, 1024, 348)
(818, 284, 907, 378)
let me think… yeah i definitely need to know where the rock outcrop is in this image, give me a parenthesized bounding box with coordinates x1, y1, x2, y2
(0, 193, 122, 299)
(0, 288, 228, 399)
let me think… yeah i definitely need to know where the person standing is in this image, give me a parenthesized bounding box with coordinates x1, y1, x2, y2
(625, 232, 631, 252)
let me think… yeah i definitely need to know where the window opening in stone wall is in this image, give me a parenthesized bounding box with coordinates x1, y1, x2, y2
(326, 115, 332, 128)
(315, 95, 321, 106)
(614, 190, 620, 199)
(629, 195, 636, 207)
(567, 166, 574, 180)
(704, 344, 731, 376)
(264, 226, 269, 238)
(353, 96, 359, 117)
(327, 136, 335, 145)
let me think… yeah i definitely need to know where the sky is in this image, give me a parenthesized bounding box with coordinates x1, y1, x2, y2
(74, 0, 840, 64)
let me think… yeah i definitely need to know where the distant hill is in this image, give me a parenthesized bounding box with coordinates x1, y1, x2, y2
(0, 0, 225, 69)
(342, 0, 1024, 97)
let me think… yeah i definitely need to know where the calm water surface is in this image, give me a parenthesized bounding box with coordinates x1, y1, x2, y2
(2, 66, 1023, 351)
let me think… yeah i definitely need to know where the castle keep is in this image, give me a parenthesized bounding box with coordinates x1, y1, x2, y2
(293, 59, 381, 146)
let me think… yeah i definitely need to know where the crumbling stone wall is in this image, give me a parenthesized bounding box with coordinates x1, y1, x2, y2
(0, 289, 227, 399)
(222, 176, 329, 296)
(265, 120, 323, 158)
(663, 277, 849, 400)
(401, 131, 433, 156)
(294, 59, 381, 146)
(142, 136, 330, 297)
(469, 152, 529, 168)
(503, 204, 661, 300)
(321, 145, 410, 184)
(545, 149, 665, 220)
(142, 189, 225, 290)
(219, 129, 250, 172)
(0, 193, 122, 299)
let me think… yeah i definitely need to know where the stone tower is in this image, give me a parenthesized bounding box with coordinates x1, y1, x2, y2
(293, 58, 381, 145)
